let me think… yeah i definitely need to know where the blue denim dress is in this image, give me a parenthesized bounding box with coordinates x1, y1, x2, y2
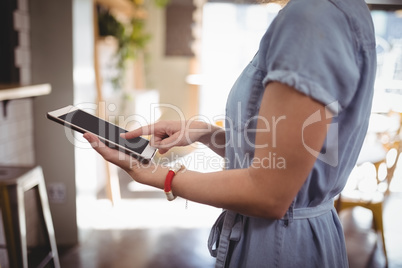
(208, 0, 377, 267)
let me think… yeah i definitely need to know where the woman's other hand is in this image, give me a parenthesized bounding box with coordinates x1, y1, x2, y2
(121, 120, 225, 156)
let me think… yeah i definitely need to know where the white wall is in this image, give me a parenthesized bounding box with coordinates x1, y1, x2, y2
(0, 99, 35, 165)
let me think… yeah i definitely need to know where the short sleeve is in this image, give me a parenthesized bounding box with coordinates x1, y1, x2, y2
(260, 0, 360, 114)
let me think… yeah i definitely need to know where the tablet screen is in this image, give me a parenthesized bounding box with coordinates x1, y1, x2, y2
(59, 110, 149, 154)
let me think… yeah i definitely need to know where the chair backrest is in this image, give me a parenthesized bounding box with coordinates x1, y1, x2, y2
(384, 139, 401, 195)
(380, 111, 402, 195)
(342, 111, 401, 196)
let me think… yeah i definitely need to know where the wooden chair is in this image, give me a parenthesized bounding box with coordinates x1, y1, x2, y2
(0, 166, 60, 268)
(336, 133, 401, 266)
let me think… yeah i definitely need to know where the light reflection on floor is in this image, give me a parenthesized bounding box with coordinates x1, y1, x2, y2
(77, 196, 222, 231)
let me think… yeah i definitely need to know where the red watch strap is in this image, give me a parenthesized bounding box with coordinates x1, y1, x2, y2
(164, 170, 176, 193)
(164, 163, 183, 201)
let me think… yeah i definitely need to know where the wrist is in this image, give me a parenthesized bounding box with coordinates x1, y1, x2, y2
(194, 121, 217, 145)
(128, 162, 168, 190)
(164, 162, 184, 201)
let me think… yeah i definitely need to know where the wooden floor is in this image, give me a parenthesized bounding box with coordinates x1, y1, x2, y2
(58, 191, 402, 268)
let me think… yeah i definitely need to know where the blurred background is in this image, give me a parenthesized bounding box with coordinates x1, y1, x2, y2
(0, 0, 402, 267)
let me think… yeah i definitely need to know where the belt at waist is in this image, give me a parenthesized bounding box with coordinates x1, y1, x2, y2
(208, 198, 335, 268)
(282, 198, 334, 221)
